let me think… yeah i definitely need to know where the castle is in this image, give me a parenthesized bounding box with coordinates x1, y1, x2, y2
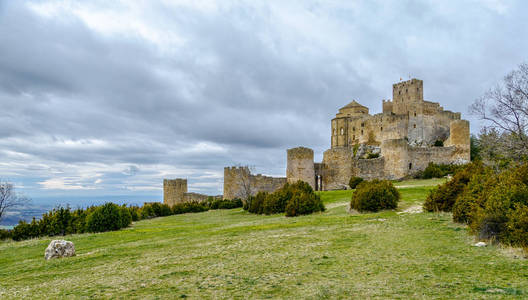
(164, 79, 470, 204)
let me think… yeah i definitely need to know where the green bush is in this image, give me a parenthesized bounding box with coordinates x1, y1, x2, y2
(504, 204, 528, 248)
(422, 163, 444, 179)
(11, 218, 40, 241)
(350, 180, 400, 212)
(86, 203, 124, 233)
(210, 198, 243, 210)
(423, 162, 481, 212)
(348, 176, 364, 189)
(452, 168, 496, 223)
(171, 202, 209, 215)
(0, 228, 11, 240)
(434, 140, 444, 147)
(366, 153, 379, 159)
(244, 181, 325, 217)
(285, 191, 325, 217)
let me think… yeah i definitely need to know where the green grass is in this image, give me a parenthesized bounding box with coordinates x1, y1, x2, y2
(1, 179, 527, 299)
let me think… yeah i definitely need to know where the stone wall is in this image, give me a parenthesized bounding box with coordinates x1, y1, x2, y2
(351, 157, 385, 180)
(223, 166, 286, 200)
(163, 179, 187, 206)
(286, 147, 315, 189)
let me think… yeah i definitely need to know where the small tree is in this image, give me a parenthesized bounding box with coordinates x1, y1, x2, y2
(470, 62, 528, 160)
(0, 181, 29, 224)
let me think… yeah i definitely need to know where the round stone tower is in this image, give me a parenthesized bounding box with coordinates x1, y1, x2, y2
(286, 147, 315, 189)
(163, 179, 187, 206)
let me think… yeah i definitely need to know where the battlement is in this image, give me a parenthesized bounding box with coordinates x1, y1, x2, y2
(392, 78, 424, 106)
(163, 178, 187, 186)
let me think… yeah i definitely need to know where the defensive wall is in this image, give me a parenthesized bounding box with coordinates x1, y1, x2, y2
(223, 166, 286, 200)
(163, 178, 219, 205)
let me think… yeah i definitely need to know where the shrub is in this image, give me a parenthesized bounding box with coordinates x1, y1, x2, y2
(244, 181, 325, 217)
(128, 206, 141, 221)
(366, 153, 379, 159)
(210, 198, 243, 210)
(11, 218, 40, 241)
(350, 180, 400, 212)
(452, 168, 496, 223)
(349, 176, 364, 189)
(422, 163, 443, 179)
(247, 192, 268, 214)
(0, 229, 11, 240)
(172, 202, 209, 215)
(423, 162, 481, 212)
(434, 140, 444, 147)
(86, 203, 124, 233)
(285, 191, 325, 217)
(504, 204, 528, 248)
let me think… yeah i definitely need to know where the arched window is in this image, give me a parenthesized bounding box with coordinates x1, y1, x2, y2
(409, 163, 412, 170)
(340, 128, 344, 135)
(380, 127, 383, 131)
(413, 124, 416, 128)
(361, 130, 363, 135)
(414, 112, 417, 117)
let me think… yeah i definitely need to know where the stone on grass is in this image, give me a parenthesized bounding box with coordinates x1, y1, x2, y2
(474, 241, 487, 247)
(45, 240, 76, 260)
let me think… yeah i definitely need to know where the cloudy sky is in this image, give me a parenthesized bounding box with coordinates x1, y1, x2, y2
(0, 0, 527, 205)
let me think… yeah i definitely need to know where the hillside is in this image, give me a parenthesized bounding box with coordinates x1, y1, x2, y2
(0, 179, 526, 299)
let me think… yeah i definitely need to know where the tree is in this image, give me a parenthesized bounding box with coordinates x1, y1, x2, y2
(470, 62, 528, 160)
(0, 181, 29, 223)
(236, 165, 254, 201)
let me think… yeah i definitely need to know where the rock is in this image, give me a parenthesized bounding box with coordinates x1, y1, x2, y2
(45, 240, 76, 260)
(474, 241, 487, 247)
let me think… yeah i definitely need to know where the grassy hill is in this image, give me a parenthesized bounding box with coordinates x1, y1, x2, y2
(1, 178, 527, 299)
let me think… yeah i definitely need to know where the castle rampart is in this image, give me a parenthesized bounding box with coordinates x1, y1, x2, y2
(223, 166, 286, 200)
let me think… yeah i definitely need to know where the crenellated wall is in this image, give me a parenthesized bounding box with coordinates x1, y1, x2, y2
(223, 166, 286, 200)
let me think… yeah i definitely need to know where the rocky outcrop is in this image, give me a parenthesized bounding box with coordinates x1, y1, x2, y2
(44, 240, 76, 260)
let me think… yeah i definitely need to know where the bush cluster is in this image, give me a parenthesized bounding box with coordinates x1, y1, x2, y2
(348, 176, 364, 189)
(423, 162, 528, 248)
(350, 180, 400, 212)
(415, 162, 463, 179)
(209, 198, 243, 209)
(244, 181, 325, 217)
(423, 162, 483, 212)
(4, 197, 244, 242)
(0, 229, 12, 240)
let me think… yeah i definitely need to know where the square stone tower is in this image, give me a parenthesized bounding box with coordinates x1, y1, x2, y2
(392, 79, 424, 115)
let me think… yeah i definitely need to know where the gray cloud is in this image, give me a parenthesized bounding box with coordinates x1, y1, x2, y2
(0, 0, 526, 199)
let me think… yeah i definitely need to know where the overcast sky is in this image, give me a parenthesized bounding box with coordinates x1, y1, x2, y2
(0, 0, 527, 202)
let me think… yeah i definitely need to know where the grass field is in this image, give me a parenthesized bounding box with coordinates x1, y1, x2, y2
(1, 178, 527, 299)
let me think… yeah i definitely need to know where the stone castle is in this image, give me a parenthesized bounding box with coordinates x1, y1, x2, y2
(164, 78, 470, 204)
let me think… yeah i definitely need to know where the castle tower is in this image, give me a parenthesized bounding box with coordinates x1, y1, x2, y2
(223, 166, 251, 200)
(392, 79, 424, 115)
(163, 179, 187, 206)
(286, 147, 315, 189)
(445, 120, 470, 163)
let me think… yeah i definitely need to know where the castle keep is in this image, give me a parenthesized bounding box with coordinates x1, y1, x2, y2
(164, 78, 470, 203)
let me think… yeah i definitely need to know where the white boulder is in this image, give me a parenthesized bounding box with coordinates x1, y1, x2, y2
(45, 240, 76, 260)
(474, 241, 487, 247)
